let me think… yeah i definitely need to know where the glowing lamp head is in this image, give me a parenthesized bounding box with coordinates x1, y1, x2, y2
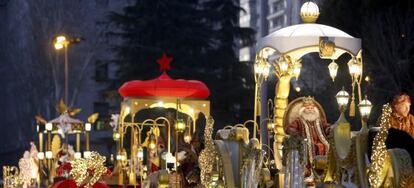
(137, 147, 144, 161)
(328, 60, 338, 81)
(74, 152, 82, 159)
(85, 123, 91, 131)
(123, 106, 131, 115)
(45, 151, 53, 159)
(83, 151, 91, 158)
(347, 58, 362, 77)
(358, 96, 372, 119)
(184, 129, 192, 144)
(336, 88, 350, 110)
(46, 123, 53, 131)
(37, 152, 45, 160)
(175, 119, 186, 133)
(54, 36, 67, 50)
(267, 122, 275, 130)
(113, 132, 120, 141)
(292, 62, 302, 80)
(277, 58, 289, 73)
(254, 61, 271, 79)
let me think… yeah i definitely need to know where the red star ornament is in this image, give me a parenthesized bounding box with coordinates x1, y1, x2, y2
(157, 53, 173, 71)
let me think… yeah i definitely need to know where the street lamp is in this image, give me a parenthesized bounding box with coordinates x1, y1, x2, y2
(53, 35, 70, 105)
(84, 123, 91, 158)
(54, 36, 68, 50)
(358, 95, 372, 131)
(53, 35, 82, 105)
(328, 60, 338, 81)
(336, 88, 350, 112)
(253, 59, 270, 139)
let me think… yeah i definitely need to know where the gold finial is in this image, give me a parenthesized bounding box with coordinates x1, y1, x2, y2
(300, 1, 320, 23)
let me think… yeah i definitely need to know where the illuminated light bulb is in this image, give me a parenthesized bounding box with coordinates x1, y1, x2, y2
(336, 87, 350, 110)
(328, 60, 338, 81)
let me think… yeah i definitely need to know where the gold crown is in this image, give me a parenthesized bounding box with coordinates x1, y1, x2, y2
(302, 96, 315, 106)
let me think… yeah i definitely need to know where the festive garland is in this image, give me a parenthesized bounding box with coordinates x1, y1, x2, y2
(198, 116, 219, 186)
(368, 104, 392, 187)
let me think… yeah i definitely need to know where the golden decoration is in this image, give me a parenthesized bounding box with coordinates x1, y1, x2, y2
(300, 1, 320, 23)
(87, 113, 99, 124)
(199, 116, 219, 187)
(56, 99, 82, 117)
(2, 166, 23, 187)
(68, 108, 82, 117)
(70, 151, 107, 188)
(35, 115, 47, 125)
(56, 99, 68, 114)
(389, 149, 414, 187)
(368, 104, 392, 187)
(325, 125, 356, 183)
(52, 135, 61, 157)
(319, 37, 336, 59)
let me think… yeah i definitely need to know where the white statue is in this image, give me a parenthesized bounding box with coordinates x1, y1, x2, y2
(110, 114, 119, 131)
(18, 143, 39, 187)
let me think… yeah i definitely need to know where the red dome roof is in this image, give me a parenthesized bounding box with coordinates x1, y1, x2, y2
(119, 72, 210, 99)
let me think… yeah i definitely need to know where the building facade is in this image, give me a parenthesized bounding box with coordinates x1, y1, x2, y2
(239, 0, 302, 62)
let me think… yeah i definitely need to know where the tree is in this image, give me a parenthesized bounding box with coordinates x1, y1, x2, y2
(107, 0, 255, 126)
(0, 0, 113, 155)
(318, 0, 414, 122)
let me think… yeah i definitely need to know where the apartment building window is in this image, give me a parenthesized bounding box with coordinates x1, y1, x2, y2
(272, 0, 285, 13)
(271, 16, 284, 29)
(95, 60, 108, 81)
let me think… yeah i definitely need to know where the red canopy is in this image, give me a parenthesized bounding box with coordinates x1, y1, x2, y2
(119, 72, 210, 99)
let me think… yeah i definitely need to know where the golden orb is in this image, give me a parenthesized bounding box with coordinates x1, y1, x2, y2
(300, 1, 320, 23)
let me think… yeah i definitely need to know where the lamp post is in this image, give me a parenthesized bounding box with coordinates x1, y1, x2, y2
(45, 123, 53, 183)
(174, 119, 186, 188)
(53, 35, 82, 105)
(84, 123, 91, 158)
(358, 95, 372, 131)
(36, 124, 44, 185)
(253, 58, 270, 142)
(54, 36, 70, 105)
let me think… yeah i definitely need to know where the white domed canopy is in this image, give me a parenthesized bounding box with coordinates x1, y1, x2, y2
(269, 23, 353, 38)
(257, 23, 361, 58)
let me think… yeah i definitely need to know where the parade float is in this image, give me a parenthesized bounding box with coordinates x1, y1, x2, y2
(2, 1, 414, 188)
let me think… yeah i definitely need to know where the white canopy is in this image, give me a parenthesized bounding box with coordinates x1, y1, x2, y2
(257, 23, 361, 58)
